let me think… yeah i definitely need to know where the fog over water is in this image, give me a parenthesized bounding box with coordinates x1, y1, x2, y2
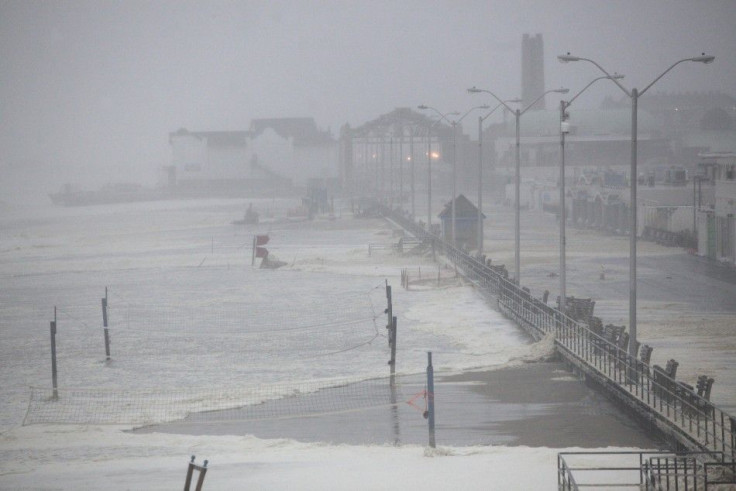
(1, 1, 735, 204)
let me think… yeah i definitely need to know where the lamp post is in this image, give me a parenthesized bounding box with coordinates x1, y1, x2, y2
(558, 52, 714, 358)
(468, 87, 569, 284)
(420, 113, 457, 233)
(419, 106, 488, 247)
(558, 74, 624, 314)
(477, 99, 521, 255)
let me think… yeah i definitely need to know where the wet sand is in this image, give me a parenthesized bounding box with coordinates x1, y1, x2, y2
(136, 361, 662, 449)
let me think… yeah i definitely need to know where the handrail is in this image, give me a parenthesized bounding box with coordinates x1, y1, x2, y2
(377, 202, 736, 464)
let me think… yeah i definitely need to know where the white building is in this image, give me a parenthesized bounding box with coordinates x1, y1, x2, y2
(249, 118, 339, 188)
(167, 118, 338, 196)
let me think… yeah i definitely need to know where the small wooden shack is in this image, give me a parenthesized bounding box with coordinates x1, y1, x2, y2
(438, 194, 485, 249)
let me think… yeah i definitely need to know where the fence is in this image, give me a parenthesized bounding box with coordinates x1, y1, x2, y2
(22, 281, 396, 426)
(23, 375, 411, 426)
(380, 202, 736, 465)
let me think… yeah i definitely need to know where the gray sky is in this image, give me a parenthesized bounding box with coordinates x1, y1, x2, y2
(1, 0, 735, 198)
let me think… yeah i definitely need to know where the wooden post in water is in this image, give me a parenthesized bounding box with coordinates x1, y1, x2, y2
(50, 307, 58, 399)
(390, 316, 397, 384)
(102, 287, 110, 360)
(427, 351, 436, 448)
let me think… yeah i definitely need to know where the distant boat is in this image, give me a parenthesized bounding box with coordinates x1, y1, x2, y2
(49, 183, 161, 207)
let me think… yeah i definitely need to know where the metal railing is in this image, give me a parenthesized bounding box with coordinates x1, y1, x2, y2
(379, 203, 736, 464)
(558, 451, 729, 490)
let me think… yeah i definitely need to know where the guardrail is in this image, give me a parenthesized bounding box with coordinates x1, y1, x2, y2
(558, 451, 725, 490)
(378, 202, 736, 464)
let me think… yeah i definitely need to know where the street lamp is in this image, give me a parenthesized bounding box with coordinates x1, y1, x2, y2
(418, 109, 459, 234)
(558, 52, 714, 358)
(468, 86, 569, 284)
(477, 99, 521, 256)
(558, 74, 624, 315)
(419, 105, 489, 247)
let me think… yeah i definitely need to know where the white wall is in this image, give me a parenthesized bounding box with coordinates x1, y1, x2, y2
(170, 134, 207, 182)
(206, 144, 248, 179)
(247, 128, 294, 181)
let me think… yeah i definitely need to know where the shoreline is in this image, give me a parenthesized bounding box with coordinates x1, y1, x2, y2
(136, 360, 663, 449)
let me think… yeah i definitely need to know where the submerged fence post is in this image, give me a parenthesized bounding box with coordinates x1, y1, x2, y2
(427, 351, 436, 448)
(102, 287, 110, 361)
(50, 307, 58, 400)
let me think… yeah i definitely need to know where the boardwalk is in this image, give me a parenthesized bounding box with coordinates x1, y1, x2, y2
(382, 204, 736, 468)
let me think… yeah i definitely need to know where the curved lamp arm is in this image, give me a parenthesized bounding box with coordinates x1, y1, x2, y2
(467, 87, 516, 114)
(417, 105, 456, 125)
(558, 53, 714, 98)
(640, 55, 714, 96)
(481, 99, 521, 122)
(456, 104, 491, 125)
(566, 74, 624, 108)
(520, 88, 569, 116)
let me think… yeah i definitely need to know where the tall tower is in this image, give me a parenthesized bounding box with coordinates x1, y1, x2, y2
(522, 33, 545, 111)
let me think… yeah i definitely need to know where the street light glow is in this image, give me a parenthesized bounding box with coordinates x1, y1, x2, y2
(418, 104, 490, 246)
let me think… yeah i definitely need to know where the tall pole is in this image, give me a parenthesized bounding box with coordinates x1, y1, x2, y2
(557, 52, 713, 359)
(452, 122, 457, 247)
(389, 137, 394, 208)
(629, 88, 638, 356)
(468, 88, 567, 284)
(514, 109, 521, 284)
(410, 131, 415, 218)
(427, 130, 432, 231)
(477, 115, 484, 255)
(475, 100, 520, 256)
(419, 106, 487, 241)
(559, 100, 567, 312)
(557, 75, 623, 313)
(374, 140, 379, 196)
(399, 130, 404, 212)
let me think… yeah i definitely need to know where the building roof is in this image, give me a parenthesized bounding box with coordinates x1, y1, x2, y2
(438, 194, 486, 219)
(249, 118, 334, 145)
(350, 107, 454, 139)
